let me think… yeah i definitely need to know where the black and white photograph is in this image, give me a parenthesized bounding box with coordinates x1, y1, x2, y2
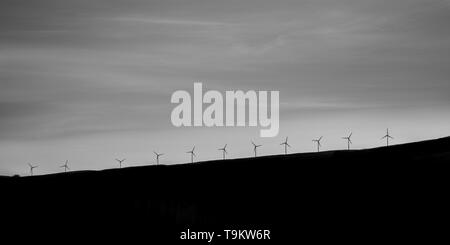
(1, 0, 449, 243)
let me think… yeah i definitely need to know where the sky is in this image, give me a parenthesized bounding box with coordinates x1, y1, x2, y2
(1, 0, 450, 176)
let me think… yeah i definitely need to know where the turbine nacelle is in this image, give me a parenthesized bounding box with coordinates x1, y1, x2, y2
(115, 158, 126, 168)
(60, 160, 70, 172)
(218, 144, 228, 160)
(251, 141, 262, 157)
(312, 136, 323, 152)
(280, 137, 291, 147)
(312, 136, 323, 146)
(381, 128, 394, 146)
(187, 146, 196, 163)
(28, 163, 38, 176)
(154, 151, 164, 157)
(218, 144, 228, 154)
(342, 132, 353, 150)
(154, 151, 164, 165)
(252, 141, 262, 149)
(280, 137, 291, 154)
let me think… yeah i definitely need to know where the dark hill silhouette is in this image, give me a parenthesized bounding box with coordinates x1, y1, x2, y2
(1, 137, 449, 243)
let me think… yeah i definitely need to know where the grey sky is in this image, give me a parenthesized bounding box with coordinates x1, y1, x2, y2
(1, 0, 450, 175)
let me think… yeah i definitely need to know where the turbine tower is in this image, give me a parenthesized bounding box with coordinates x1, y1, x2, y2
(218, 144, 228, 160)
(28, 163, 38, 176)
(252, 141, 262, 157)
(312, 136, 323, 152)
(342, 132, 353, 150)
(115, 158, 126, 168)
(280, 137, 291, 154)
(381, 128, 394, 146)
(186, 146, 196, 163)
(60, 160, 70, 172)
(153, 151, 164, 165)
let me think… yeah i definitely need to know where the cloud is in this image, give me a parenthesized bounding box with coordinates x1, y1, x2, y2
(1, 0, 450, 174)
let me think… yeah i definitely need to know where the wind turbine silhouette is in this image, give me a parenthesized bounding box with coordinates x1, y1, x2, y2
(381, 128, 394, 146)
(153, 151, 163, 165)
(218, 144, 228, 160)
(280, 137, 291, 154)
(60, 160, 70, 172)
(312, 136, 323, 152)
(252, 141, 262, 157)
(342, 133, 352, 150)
(186, 146, 196, 163)
(28, 163, 38, 176)
(115, 158, 126, 168)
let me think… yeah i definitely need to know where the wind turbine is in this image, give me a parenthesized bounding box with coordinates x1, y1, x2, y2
(252, 141, 262, 157)
(342, 132, 353, 150)
(280, 137, 291, 154)
(312, 136, 323, 152)
(115, 158, 126, 168)
(153, 151, 164, 165)
(28, 163, 38, 176)
(381, 128, 394, 146)
(218, 144, 228, 160)
(60, 160, 70, 172)
(186, 146, 196, 163)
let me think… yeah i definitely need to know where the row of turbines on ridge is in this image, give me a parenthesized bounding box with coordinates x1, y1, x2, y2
(26, 128, 394, 176)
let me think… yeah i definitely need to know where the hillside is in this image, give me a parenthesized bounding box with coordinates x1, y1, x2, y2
(1, 137, 449, 243)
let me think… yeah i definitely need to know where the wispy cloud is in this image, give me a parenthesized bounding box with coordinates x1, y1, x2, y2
(1, 0, 450, 174)
(111, 16, 234, 27)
